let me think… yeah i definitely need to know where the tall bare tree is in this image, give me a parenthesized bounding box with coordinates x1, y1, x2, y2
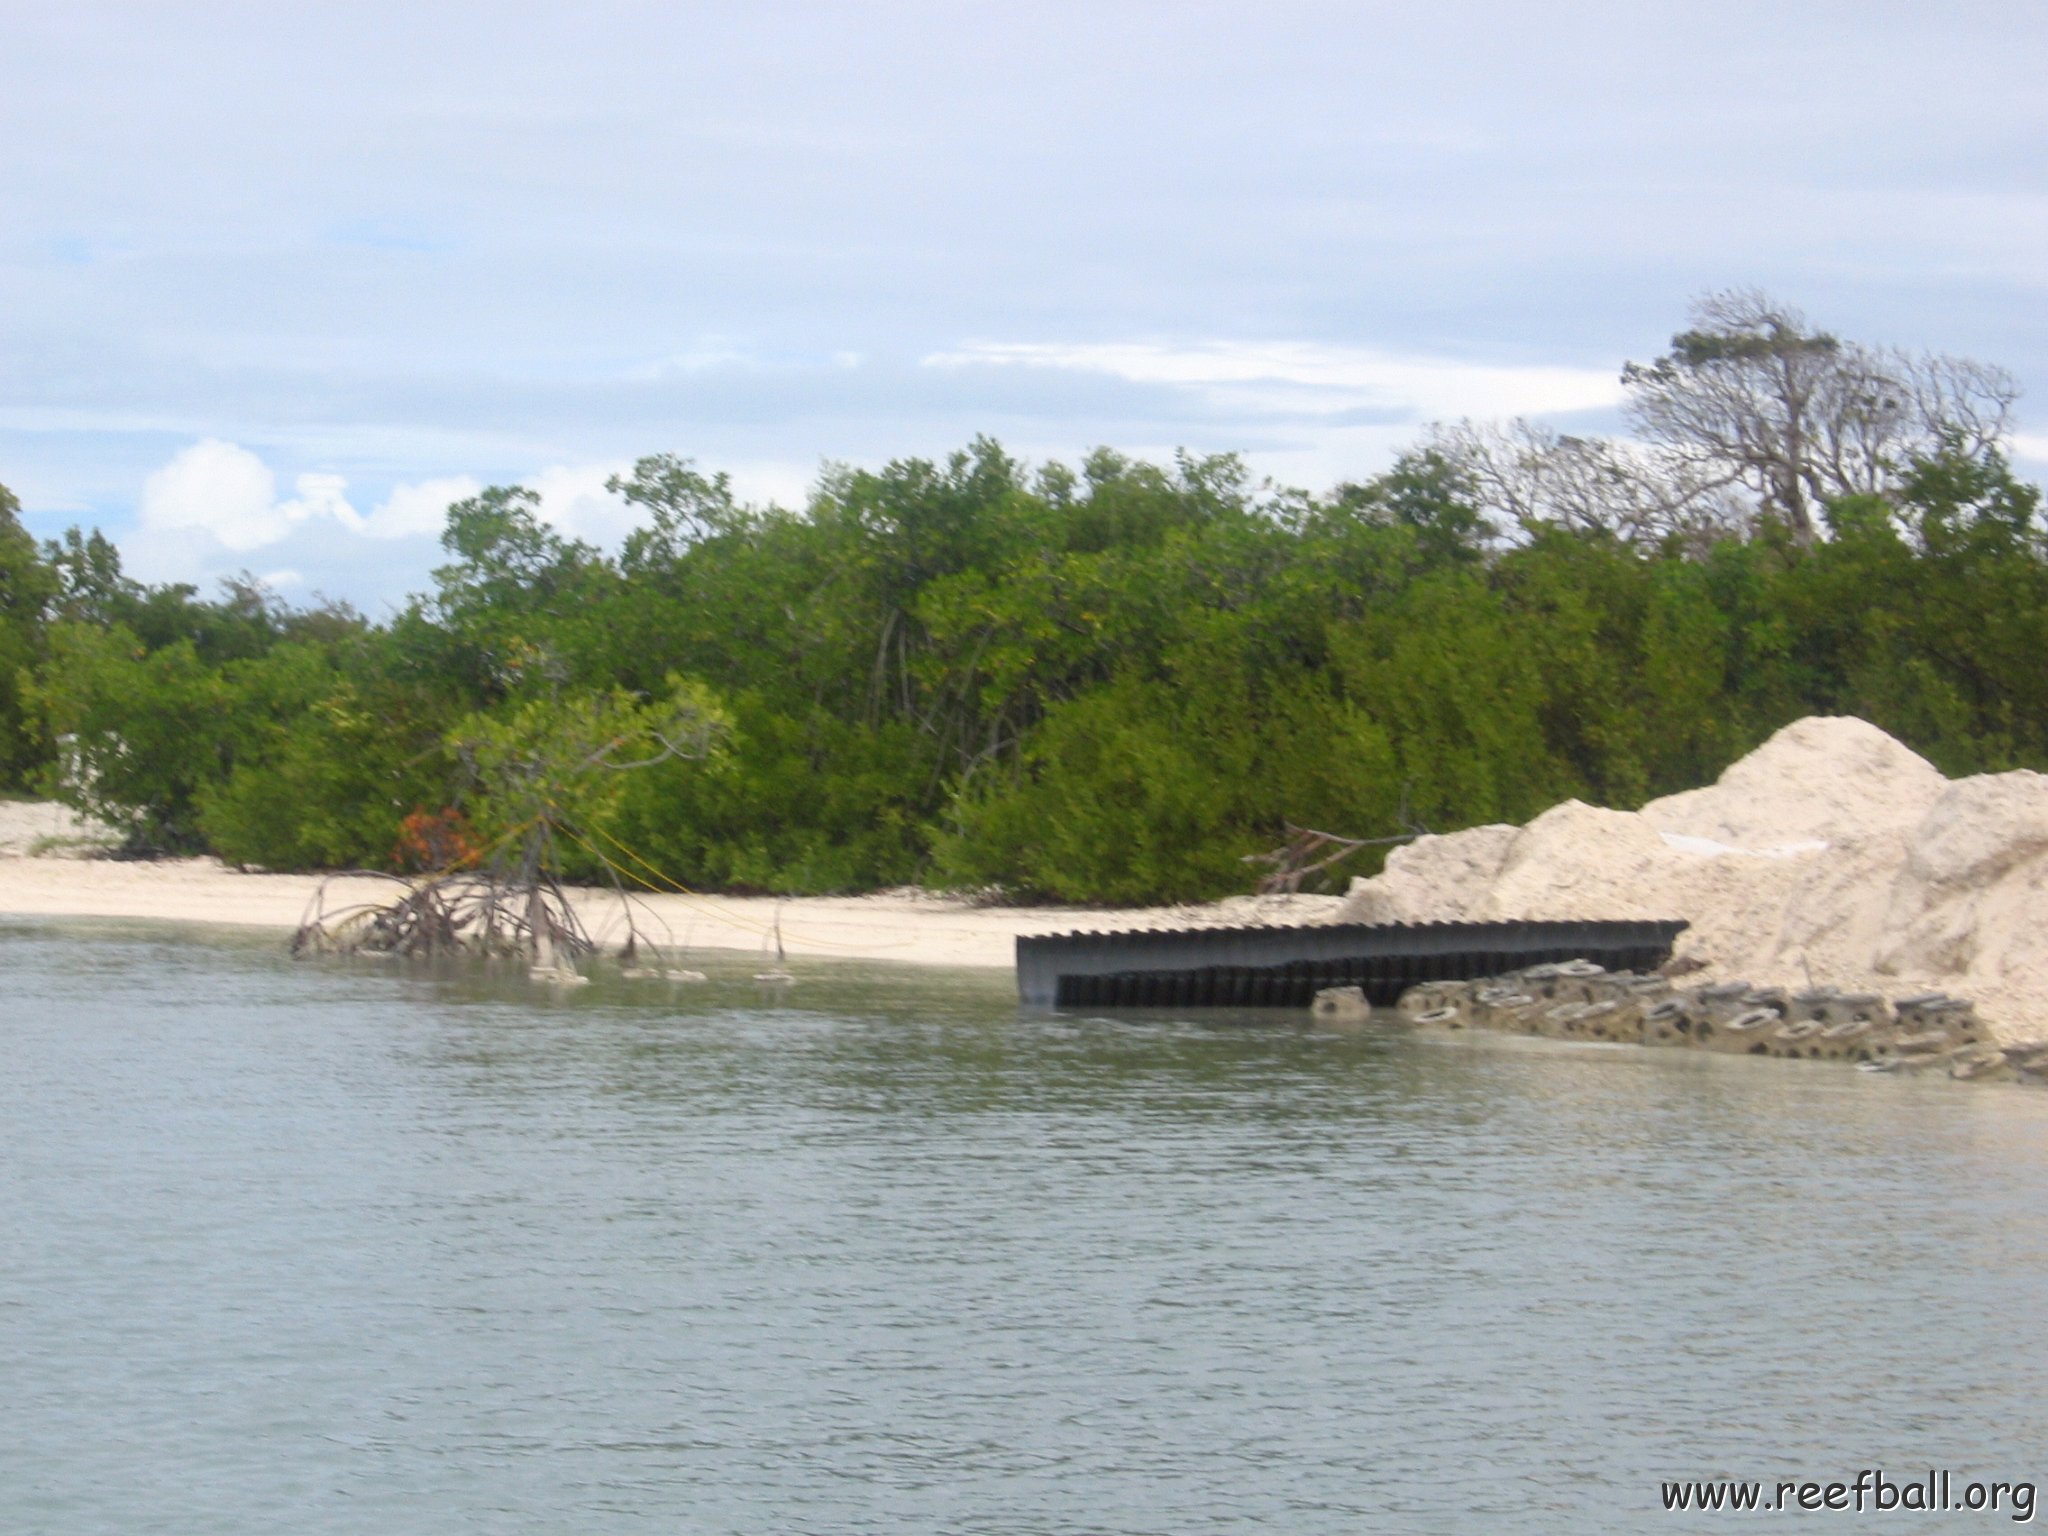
(1620, 289, 2017, 545)
(1425, 417, 1748, 551)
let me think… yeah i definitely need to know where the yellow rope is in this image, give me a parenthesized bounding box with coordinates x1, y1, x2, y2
(584, 820, 699, 895)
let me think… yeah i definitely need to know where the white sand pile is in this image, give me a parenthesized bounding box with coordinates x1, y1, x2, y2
(1337, 717, 2048, 1044)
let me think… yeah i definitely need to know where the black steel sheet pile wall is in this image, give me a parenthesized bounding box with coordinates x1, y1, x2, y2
(1015, 918, 1689, 1009)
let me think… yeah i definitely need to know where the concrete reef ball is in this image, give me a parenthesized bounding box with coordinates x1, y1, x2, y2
(1378, 963, 2042, 1088)
(1310, 986, 1373, 1026)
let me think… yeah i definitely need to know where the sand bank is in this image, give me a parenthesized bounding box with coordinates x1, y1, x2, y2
(0, 806, 1340, 971)
(14, 715, 2046, 1043)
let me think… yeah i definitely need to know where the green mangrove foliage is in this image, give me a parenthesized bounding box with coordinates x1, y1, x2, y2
(5, 303, 2046, 901)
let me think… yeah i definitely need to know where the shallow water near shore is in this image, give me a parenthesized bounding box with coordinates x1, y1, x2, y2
(4, 918, 2046, 1534)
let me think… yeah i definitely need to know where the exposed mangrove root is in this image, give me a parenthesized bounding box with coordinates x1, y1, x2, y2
(751, 903, 794, 985)
(290, 858, 691, 988)
(620, 963, 709, 982)
(291, 867, 611, 965)
(292, 679, 731, 985)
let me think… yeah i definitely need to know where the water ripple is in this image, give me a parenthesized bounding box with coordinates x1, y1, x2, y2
(3, 920, 2045, 1533)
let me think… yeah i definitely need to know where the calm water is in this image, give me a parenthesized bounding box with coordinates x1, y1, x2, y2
(4, 919, 2046, 1534)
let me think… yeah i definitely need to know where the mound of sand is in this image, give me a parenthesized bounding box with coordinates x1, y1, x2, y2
(1640, 715, 1948, 848)
(1338, 717, 2048, 1043)
(1333, 822, 1518, 926)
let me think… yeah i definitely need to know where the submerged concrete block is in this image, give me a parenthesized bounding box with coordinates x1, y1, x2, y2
(1697, 982, 1756, 1026)
(1311, 986, 1373, 1026)
(1947, 1046, 2014, 1082)
(1641, 995, 1698, 1048)
(1472, 988, 1541, 1032)
(1398, 980, 1470, 1019)
(1770, 1019, 1828, 1059)
(1708, 1006, 1781, 1055)
(1578, 999, 1644, 1043)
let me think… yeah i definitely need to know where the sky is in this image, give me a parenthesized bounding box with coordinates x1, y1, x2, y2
(4, 1, 2045, 612)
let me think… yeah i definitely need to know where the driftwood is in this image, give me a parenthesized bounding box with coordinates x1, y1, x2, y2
(1243, 821, 1424, 896)
(1243, 785, 1433, 897)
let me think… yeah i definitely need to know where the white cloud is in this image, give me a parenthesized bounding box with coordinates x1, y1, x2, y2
(361, 475, 483, 539)
(622, 346, 866, 383)
(2010, 432, 2048, 464)
(119, 444, 667, 605)
(131, 443, 666, 558)
(923, 339, 1625, 423)
(721, 458, 817, 510)
(361, 463, 649, 548)
(138, 440, 374, 549)
(527, 462, 636, 546)
(277, 471, 360, 534)
(140, 439, 302, 549)
(623, 347, 755, 382)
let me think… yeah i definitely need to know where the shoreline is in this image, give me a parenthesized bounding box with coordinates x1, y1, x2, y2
(7, 771, 2040, 1043)
(0, 850, 1345, 972)
(8, 845, 2044, 1056)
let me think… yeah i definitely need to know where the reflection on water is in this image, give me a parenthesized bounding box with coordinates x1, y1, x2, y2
(4, 919, 2045, 1534)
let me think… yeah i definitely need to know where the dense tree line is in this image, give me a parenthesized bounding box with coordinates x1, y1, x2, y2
(4, 295, 2046, 903)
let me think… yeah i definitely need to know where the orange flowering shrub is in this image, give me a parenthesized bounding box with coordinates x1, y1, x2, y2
(391, 806, 482, 873)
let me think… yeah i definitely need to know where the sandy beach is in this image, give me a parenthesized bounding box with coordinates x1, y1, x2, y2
(14, 719, 2048, 1048)
(0, 801, 1341, 970)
